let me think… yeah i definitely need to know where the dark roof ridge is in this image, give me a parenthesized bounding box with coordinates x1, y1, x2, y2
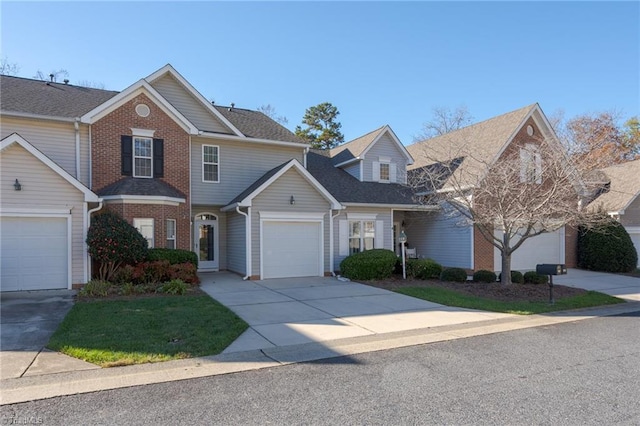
(0, 74, 118, 94)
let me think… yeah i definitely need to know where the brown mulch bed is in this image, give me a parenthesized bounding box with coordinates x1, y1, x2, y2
(364, 275, 587, 303)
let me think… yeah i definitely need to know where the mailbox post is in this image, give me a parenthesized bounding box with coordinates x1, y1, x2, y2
(536, 264, 567, 305)
(399, 230, 407, 280)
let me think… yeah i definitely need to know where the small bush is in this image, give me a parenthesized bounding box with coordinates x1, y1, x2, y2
(340, 249, 397, 280)
(147, 248, 198, 267)
(168, 262, 200, 285)
(440, 267, 468, 282)
(524, 271, 549, 284)
(160, 279, 188, 295)
(473, 270, 497, 283)
(578, 220, 638, 273)
(112, 264, 135, 285)
(132, 260, 172, 284)
(406, 258, 443, 280)
(79, 280, 111, 297)
(498, 271, 524, 284)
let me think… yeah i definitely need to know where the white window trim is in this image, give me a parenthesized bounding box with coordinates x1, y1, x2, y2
(202, 144, 220, 183)
(348, 219, 376, 254)
(166, 219, 176, 249)
(134, 218, 154, 248)
(133, 136, 153, 178)
(379, 162, 390, 182)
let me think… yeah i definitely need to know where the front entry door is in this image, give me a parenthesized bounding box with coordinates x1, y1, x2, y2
(194, 215, 219, 270)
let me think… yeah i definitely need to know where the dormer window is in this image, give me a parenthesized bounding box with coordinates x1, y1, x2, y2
(373, 156, 395, 183)
(379, 162, 390, 181)
(134, 137, 153, 178)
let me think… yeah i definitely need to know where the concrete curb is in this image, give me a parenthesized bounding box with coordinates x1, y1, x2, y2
(2, 301, 638, 406)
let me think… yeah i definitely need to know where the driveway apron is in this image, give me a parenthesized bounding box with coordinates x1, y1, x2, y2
(199, 273, 511, 353)
(553, 269, 640, 301)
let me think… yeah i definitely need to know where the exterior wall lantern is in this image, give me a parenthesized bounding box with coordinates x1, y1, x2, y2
(290, 195, 295, 205)
(13, 179, 22, 191)
(398, 230, 407, 279)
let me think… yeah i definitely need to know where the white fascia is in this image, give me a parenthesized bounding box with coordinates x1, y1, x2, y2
(101, 195, 186, 206)
(198, 131, 311, 149)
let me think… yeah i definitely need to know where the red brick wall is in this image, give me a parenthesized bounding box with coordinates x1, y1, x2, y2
(92, 93, 191, 250)
(564, 225, 578, 267)
(474, 225, 494, 271)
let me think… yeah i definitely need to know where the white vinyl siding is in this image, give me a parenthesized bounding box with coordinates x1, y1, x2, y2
(343, 162, 361, 180)
(166, 219, 176, 249)
(226, 211, 246, 274)
(362, 133, 407, 183)
(150, 74, 232, 134)
(202, 145, 220, 183)
(620, 197, 640, 227)
(191, 136, 305, 205)
(133, 137, 152, 178)
(0, 143, 86, 286)
(134, 218, 154, 248)
(251, 169, 330, 276)
(406, 210, 473, 269)
(0, 116, 91, 186)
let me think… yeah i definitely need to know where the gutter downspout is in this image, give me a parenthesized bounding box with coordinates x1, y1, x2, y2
(236, 206, 251, 280)
(74, 119, 81, 180)
(88, 124, 93, 189)
(85, 200, 104, 282)
(329, 208, 343, 276)
(303, 147, 309, 168)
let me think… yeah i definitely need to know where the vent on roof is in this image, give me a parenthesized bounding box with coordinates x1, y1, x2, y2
(229, 103, 235, 111)
(64, 79, 69, 85)
(49, 74, 54, 82)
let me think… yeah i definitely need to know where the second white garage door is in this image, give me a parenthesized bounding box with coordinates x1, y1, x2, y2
(494, 227, 564, 272)
(262, 221, 322, 279)
(1, 216, 69, 291)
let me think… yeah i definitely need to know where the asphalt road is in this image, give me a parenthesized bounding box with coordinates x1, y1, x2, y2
(2, 311, 639, 425)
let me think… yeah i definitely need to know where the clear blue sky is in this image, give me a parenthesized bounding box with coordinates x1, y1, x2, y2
(2, 1, 638, 143)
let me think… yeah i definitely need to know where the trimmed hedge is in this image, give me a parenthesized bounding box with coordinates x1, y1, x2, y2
(440, 267, 468, 282)
(406, 258, 443, 280)
(523, 271, 549, 284)
(473, 270, 497, 283)
(578, 220, 638, 273)
(147, 248, 198, 267)
(340, 249, 397, 280)
(498, 270, 524, 284)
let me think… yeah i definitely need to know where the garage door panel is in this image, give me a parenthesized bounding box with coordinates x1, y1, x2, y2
(263, 221, 322, 279)
(494, 228, 564, 271)
(1, 216, 68, 291)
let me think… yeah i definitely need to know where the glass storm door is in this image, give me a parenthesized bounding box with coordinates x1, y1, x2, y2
(194, 214, 219, 270)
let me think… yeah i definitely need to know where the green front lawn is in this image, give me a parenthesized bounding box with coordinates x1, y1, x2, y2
(395, 287, 625, 315)
(48, 295, 248, 367)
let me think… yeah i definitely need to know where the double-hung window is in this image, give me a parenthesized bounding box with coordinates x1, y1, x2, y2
(349, 220, 375, 254)
(134, 137, 153, 178)
(166, 219, 176, 249)
(134, 218, 154, 248)
(379, 163, 390, 181)
(203, 145, 220, 183)
(520, 143, 542, 184)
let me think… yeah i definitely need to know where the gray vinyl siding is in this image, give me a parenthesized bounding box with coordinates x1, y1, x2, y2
(361, 133, 407, 183)
(620, 196, 640, 226)
(405, 210, 472, 268)
(226, 211, 246, 274)
(251, 169, 331, 276)
(1, 144, 87, 284)
(192, 206, 227, 270)
(343, 162, 361, 180)
(0, 116, 91, 186)
(191, 136, 305, 205)
(150, 74, 231, 134)
(333, 207, 392, 269)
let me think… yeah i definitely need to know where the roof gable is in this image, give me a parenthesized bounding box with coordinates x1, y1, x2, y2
(330, 125, 413, 167)
(0, 133, 99, 202)
(587, 159, 640, 214)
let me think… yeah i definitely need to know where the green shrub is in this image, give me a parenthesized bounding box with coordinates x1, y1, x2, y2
(340, 249, 397, 280)
(160, 279, 188, 295)
(132, 260, 172, 284)
(79, 280, 111, 297)
(578, 220, 638, 273)
(473, 270, 497, 283)
(147, 248, 198, 267)
(524, 271, 549, 284)
(498, 270, 524, 284)
(86, 210, 148, 281)
(406, 258, 443, 279)
(112, 264, 135, 285)
(440, 267, 468, 282)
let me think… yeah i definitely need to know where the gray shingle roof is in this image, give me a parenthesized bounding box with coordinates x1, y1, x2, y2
(587, 159, 640, 213)
(213, 106, 305, 144)
(307, 151, 417, 205)
(329, 125, 386, 165)
(97, 177, 185, 199)
(1, 75, 119, 118)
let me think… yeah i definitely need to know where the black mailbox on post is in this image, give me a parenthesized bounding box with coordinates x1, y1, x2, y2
(536, 264, 567, 275)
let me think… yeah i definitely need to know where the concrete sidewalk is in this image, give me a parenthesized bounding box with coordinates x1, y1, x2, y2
(198, 273, 513, 353)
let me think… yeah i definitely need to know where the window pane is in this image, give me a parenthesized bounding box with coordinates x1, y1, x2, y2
(135, 158, 151, 177)
(363, 237, 374, 251)
(349, 238, 361, 255)
(134, 138, 151, 157)
(204, 164, 218, 182)
(380, 163, 390, 180)
(364, 221, 375, 237)
(349, 221, 360, 238)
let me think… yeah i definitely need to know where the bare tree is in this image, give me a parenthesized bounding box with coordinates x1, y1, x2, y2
(408, 133, 607, 285)
(76, 79, 106, 89)
(0, 57, 20, 76)
(257, 104, 288, 125)
(413, 105, 474, 141)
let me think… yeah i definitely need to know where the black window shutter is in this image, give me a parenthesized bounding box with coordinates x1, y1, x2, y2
(153, 138, 164, 178)
(121, 135, 132, 176)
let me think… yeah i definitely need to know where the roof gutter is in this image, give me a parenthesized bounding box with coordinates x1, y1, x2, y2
(342, 202, 439, 210)
(198, 131, 310, 149)
(0, 110, 77, 123)
(333, 157, 361, 168)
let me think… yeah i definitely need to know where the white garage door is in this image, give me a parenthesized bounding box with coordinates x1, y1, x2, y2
(1, 216, 68, 291)
(494, 227, 564, 272)
(262, 221, 322, 279)
(628, 231, 640, 268)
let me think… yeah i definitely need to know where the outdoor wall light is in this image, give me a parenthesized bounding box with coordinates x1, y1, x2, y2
(290, 195, 295, 205)
(13, 179, 22, 191)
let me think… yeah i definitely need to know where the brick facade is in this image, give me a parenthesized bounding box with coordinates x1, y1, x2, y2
(92, 93, 191, 250)
(564, 225, 578, 267)
(473, 225, 494, 271)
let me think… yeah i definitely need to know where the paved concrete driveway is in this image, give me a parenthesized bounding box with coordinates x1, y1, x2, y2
(0, 291, 97, 379)
(554, 268, 640, 301)
(199, 273, 511, 353)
